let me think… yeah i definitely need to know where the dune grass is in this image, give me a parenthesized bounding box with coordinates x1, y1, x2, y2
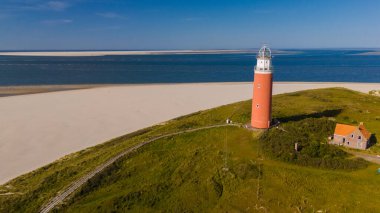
(60, 125, 379, 212)
(0, 87, 379, 212)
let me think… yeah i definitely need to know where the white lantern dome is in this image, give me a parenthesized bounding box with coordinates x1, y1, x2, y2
(257, 45, 272, 59)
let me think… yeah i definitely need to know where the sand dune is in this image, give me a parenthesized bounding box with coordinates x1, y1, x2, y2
(0, 82, 379, 184)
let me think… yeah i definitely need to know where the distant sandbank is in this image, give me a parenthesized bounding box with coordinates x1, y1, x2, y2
(354, 51, 380, 56)
(0, 82, 379, 184)
(0, 49, 297, 57)
(0, 50, 251, 57)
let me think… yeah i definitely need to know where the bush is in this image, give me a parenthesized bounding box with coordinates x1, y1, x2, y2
(259, 118, 368, 170)
(232, 161, 260, 180)
(211, 174, 223, 198)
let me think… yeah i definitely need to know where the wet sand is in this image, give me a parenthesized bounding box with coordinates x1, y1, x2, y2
(0, 85, 104, 97)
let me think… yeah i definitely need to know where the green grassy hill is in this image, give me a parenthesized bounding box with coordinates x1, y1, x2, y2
(1, 88, 380, 212)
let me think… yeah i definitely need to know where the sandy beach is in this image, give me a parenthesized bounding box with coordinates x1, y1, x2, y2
(0, 82, 379, 184)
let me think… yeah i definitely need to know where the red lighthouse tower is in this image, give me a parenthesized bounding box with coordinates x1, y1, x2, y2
(251, 45, 273, 129)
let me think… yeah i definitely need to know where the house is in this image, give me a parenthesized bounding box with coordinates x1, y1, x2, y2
(330, 122, 371, 150)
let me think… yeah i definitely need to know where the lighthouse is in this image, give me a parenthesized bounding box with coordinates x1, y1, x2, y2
(251, 45, 273, 129)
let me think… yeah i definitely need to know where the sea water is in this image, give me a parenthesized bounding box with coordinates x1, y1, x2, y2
(0, 50, 379, 86)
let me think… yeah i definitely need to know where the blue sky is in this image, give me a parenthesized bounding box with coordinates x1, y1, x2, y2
(0, 0, 379, 50)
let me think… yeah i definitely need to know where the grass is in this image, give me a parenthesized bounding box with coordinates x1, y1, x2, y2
(61, 126, 379, 212)
(0, 87, 379, 212)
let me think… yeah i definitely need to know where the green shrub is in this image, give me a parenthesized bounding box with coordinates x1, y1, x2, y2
(232, 161, 260, 180)
(211, 173, 223, 198)
(259, 118, 368, 170)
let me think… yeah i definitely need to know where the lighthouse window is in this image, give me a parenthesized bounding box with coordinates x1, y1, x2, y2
(256, 104, 259, 108)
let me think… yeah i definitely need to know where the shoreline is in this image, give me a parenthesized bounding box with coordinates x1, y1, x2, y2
(0, 85, 104, 97)
(0, 81, 378, 97)
(0, 82, 379, 184)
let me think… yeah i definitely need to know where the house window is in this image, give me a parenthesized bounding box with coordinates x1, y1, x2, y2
(256, 104, 259, 108)
(358, 136, 361, 140)
(342, 138, 346, 143)
(351, 134, 354, 138)
(347, 142, 350, 145)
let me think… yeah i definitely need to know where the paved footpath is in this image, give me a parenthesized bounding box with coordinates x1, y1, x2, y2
(40, 123, 240, 213)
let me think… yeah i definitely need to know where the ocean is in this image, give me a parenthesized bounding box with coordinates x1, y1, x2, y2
(0, 50, 379, 86)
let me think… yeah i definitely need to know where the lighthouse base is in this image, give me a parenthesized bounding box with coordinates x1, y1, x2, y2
(245, 119, 280, 131)
(244, 124, 267, 131)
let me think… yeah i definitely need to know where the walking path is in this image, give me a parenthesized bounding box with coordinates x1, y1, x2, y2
(39, 123, 240, 213)
(348, 151, 380, 165)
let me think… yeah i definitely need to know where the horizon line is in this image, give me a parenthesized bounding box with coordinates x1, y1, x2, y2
(0, 47, 379, 52)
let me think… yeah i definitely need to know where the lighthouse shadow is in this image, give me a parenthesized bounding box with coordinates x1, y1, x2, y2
(277, 109, 343, 123)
